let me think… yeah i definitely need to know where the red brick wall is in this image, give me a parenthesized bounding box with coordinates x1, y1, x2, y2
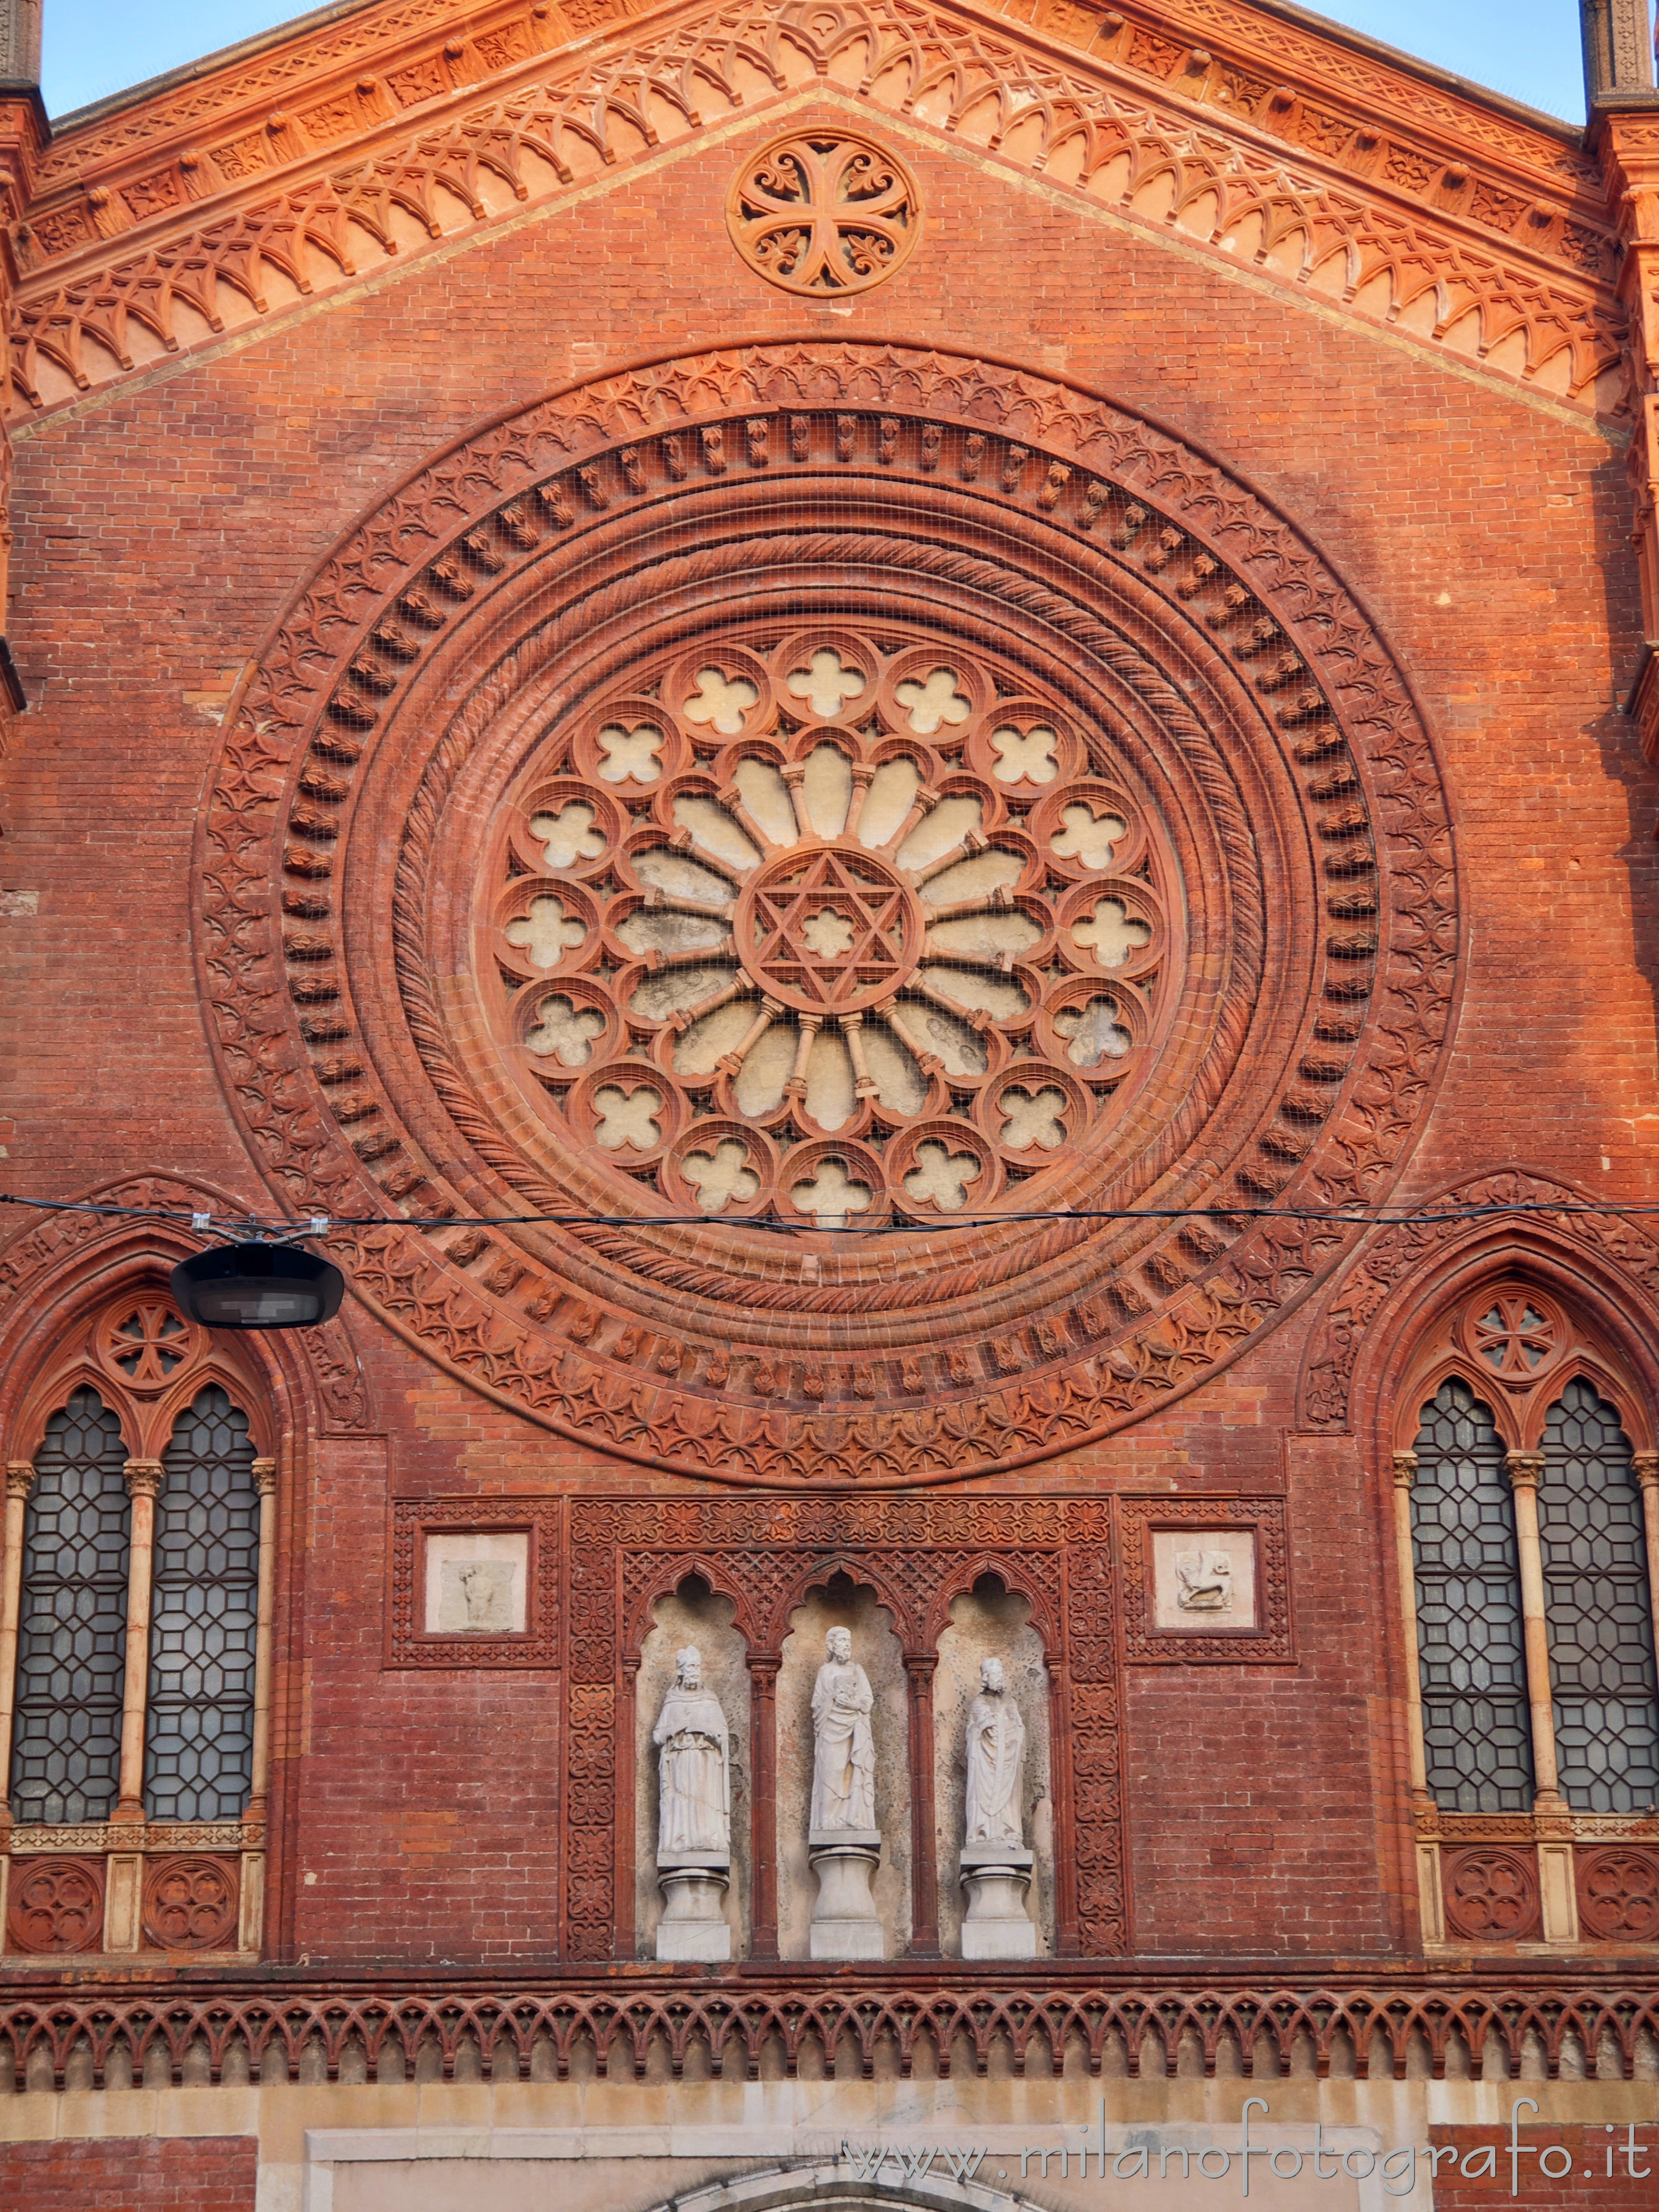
(0, 2137, 257, 2210)
(1430, 2125, 1658, 2210)
(1, 91, 1651, 1972)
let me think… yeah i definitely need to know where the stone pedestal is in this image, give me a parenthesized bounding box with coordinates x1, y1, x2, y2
(656, 1851, 731, 1961)
(959, 1843, 1036, 1958)
(807, 1828, 883, 1959)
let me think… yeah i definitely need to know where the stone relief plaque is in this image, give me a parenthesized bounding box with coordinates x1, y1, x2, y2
(1150, 1527, 1257, 1632)
(423, 1531, 530, 1635)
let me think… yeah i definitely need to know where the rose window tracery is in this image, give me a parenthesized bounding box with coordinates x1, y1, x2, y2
(202, 343, 1458, 1484)
(483, 624, 1175, 1223)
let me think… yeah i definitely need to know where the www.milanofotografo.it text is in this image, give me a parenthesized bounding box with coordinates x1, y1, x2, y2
(838, 2100, 1655, 2198)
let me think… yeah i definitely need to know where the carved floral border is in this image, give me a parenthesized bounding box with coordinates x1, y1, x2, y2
(1119, 1493, 1292, 1663)
(387, 1495, 561, 1667)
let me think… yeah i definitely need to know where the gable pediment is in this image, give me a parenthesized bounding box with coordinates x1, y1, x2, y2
(11, 0, 1622, 418)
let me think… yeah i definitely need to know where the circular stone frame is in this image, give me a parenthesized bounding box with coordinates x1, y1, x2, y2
(197, 341, 1458, 1488)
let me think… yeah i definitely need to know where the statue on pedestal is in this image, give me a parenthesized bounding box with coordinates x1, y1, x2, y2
(806, 1624, 882, 1959)
(809, 1624, 876, 1833)
(653, 1645, 730, 1853)
(964, 1656, 1025, 1844)
(958, 1655, 1036, 1959)
(651, 1645, 732, 1960)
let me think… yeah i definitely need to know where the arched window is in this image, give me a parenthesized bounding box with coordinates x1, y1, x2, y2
(0, 1291, 280, 1957)
(1538, 1379, 1659, 1814)
(9, 1387, 131, 1824)
(1394, 1279, 1659, 1944)
(144, 1386, 262, 1824)
(1410, 1378, 1533, 1812)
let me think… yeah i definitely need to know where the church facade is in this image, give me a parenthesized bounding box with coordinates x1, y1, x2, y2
(2, 0, 1659, 2201)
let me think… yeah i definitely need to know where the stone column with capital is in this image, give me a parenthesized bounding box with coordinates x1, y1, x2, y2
(113, 1461, 164, 1825)
(241, 1455, 278, 1954)
(1503, 1448, 1578, 1945)
(107, 1458, 163, 1953)
(1391, 1451, 1445, 1945)
(0, 1459, 36, 1845)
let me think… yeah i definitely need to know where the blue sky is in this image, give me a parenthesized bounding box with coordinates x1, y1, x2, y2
(41, 0, 1587, 125)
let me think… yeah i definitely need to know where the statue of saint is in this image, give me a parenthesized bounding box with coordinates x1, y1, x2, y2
(964, 1656, 1025, 1846)
(653, 1646, 730, 1855)
(809, 1625, 877, 1832)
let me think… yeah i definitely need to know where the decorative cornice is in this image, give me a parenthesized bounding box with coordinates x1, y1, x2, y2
(4, 1818, 264, 1854)
(1, 1970, 1656, 2085)
(7, 0, 1624, 420)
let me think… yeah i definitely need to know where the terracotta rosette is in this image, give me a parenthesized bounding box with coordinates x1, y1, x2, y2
(726, 130, 924, 299)
(199, 341, 1457, 1484)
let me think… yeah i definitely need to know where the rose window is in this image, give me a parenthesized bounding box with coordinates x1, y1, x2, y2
(481, 623, 1177, 1225)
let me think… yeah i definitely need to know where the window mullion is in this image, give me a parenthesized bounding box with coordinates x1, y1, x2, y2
(1635, 1453, 1659, 1682)
(1501, 1451, 1564, 1808)
(1391, 1448, 1444, 1944)
(114, 1460, 164, 1824)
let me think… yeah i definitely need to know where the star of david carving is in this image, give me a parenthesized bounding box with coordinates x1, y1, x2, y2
(743, 848, 913, 1010)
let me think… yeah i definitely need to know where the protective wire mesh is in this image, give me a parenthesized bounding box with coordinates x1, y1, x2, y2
(1411, 1378, 1534, 1813)
(143, 1384, 259, 1823)
(9, 1387, 131, 1824)
(1540, 1377, 1659, 1814)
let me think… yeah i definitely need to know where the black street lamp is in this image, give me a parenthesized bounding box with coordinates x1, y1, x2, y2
(170, 1241, 345, 1330)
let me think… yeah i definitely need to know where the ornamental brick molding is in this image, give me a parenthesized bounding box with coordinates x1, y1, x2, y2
(196, 338, 1458, 1486)
(3, 1971, 1658, 2086)
(1297, 1167, 1659, 1441)
(7, 0, 1624, 418)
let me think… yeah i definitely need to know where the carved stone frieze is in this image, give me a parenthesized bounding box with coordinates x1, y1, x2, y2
(196, 340, 1457, 1485)
(4, 1820, 262, 1855)
(9, 0, 1623, 416)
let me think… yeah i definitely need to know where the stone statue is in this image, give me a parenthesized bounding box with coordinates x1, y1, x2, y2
(964, 1656, 1025, 1845)
(653, 1646, 730, 1855)
(809, 1625, 876, 1833)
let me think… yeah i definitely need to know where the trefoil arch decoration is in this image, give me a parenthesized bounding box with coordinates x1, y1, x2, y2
(8, 2, 1624, 418)
(1298, 1167, 1659, 1450)
(1391, 1272, 1656, 1459)
(199, 337, 1459, 1487)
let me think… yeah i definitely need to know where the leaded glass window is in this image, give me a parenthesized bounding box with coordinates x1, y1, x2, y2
(142, 1385, 259, 1823)
(9, 1388, 131, 1824)
(1411, 1378, 1534, 1812)
(1539, 1378, 1659, 1815)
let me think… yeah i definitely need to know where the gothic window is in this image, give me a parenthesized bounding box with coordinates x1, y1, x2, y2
(1539, 1378, 1659, 1815)
(143, 1386, 260, 1823)
(8, 1388, 132, 1824)
(1410, 1378, 1534, 1813)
